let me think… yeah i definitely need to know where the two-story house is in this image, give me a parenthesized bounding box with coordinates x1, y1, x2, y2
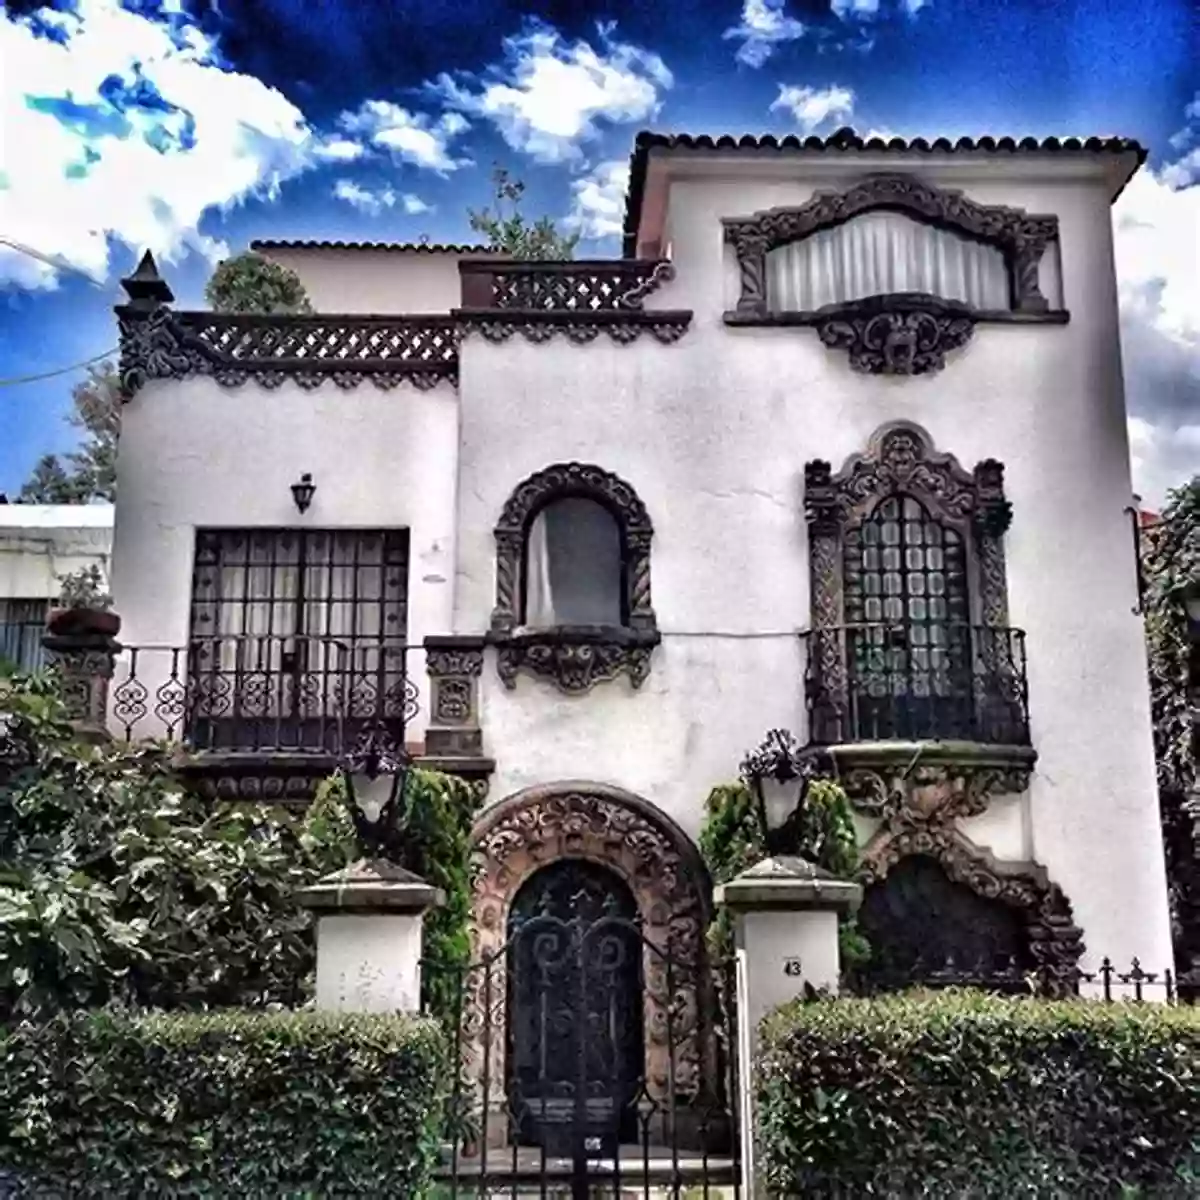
(105, 127, 1173, 1154)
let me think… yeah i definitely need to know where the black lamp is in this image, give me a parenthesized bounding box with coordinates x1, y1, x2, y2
(291, 472, 317, 514)
(741, 728, 821, 857)
(340, 724, 412, 861)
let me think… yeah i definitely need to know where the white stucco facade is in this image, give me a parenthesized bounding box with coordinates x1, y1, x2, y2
(109, 141, 1173, 975)
(0, 504, 114, 600)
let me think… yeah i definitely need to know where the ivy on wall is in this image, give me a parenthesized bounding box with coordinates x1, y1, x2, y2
(1142, 478, 1200, 977)
(697, 740, 868, 968)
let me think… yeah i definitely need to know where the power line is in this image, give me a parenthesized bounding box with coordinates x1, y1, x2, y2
(0, 348, 118, 388)
(0, 237, 108, 289)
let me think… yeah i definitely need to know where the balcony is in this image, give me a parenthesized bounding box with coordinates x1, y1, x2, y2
(456, 259, 693, 344)
(802, 621, 1036, 817)
(107, 635, 425, 801)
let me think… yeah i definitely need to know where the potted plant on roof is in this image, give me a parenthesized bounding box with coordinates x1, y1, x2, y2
(48, 564, 120, 638)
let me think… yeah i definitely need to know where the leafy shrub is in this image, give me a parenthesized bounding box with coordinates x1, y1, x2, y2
(0, 1009, 445, 1196)
(756, 990, 1200, 1198)
(205, 250, 313, 314)
(0, 672, 354, 1016)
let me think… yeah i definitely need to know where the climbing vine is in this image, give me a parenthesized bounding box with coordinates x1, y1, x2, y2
(1142, 478, 1200, 977)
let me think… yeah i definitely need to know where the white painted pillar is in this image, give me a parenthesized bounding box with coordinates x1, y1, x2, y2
(297, 859, 443, 1014)
(715, 856, 863, 1199)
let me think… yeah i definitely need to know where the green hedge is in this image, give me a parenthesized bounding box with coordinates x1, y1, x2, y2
(0, 1009, 445, 1196)
(756, 991, 1200, 1198)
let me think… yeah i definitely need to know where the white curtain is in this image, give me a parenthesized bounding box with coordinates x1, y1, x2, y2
(523, 500, 622, 628)
(767, 211, 1010, 312)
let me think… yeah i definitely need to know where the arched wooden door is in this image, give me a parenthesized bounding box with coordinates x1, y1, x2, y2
(505, 859, 645, 1155)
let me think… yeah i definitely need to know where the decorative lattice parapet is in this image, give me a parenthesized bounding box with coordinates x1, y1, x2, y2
(115, 251, 459, 397)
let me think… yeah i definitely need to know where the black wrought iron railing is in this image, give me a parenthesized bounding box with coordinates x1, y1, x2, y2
(804, 621, 1031, 746)
(110, 635, 421, 754)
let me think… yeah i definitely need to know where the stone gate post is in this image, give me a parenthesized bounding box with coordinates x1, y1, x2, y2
(716, 856, 863, 1199)
(298, 859, 443, 1013)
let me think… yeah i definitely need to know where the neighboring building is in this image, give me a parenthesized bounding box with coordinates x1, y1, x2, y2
(0, 502, 113, 671)
(105, 127, 1173, 1157)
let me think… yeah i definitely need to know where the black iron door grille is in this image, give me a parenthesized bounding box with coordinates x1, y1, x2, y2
(186, 528, 411, 753)
(424, 862, 741, 1199)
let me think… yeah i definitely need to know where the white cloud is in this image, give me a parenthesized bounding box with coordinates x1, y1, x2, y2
(864, 126, 903, 141)
(566, 160, 630, 240)
(430, 21, 672, 164)
(831, 0, 880, 16)
(332, 180, 432, 216)
(1113, 128, 1200, 504)
(0, 0, 322, 290)
(770, 83, 855, 132)
(336, 101, 472, 174)
(723, 1, 807, 69)
(315, 137, 366, 162)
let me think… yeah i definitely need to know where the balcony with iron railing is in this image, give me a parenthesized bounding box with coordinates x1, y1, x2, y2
(801, 621, 1037, 809)
(92, 632, 491, 802)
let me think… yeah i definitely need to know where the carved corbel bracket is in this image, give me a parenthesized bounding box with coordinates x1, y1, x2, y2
(823, 740, 1038, 823)
(488, 625, 661, 695)
(815, 293, 976, 375)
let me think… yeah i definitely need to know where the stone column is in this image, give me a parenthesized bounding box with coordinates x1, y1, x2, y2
(715, 856, 863, 1199)
(297, 859, 443, 1014)
(41, 615, 122, 743)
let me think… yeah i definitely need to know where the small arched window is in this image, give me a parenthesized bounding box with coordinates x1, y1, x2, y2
(522, 497, 624, 627)
(491, 463, 660, 692)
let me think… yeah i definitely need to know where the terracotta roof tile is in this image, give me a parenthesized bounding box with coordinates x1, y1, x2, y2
(252, 240, 503, 254)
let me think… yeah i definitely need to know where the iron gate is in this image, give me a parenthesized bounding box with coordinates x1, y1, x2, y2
(422, 870, 741, 1199)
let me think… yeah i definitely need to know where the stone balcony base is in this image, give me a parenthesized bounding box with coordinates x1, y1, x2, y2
(812, 739, 1038, 822)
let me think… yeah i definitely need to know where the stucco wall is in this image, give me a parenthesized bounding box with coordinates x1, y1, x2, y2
(0, 506, 113, 599)
(109, 378, 459, 742)
(454, 162, 1171, 967)
(255, 247, 501, 314)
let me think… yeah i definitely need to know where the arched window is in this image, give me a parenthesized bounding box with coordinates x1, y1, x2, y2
(491, 463, 660, 693)
(804, 423, 1026, 746)
(522, 497, 624, 627)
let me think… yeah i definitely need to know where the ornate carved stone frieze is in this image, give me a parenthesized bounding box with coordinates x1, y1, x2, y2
(814, 293, 977, 375)
(457, 312, 692, 346)
(465, 784, 716, 1117)
(424, 635, 486, 756)
(859, 824, 1085, 995)
(722, 174, 1060, 318)
(491, 626, 661, 694)
(117, 305, 459, 397)
(821, 740, 1038, 823)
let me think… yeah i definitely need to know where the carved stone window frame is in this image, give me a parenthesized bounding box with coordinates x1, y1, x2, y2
(487, 462, 660, 693)
(722, 175, 1066, 373)
(805, 420, 1012, 632)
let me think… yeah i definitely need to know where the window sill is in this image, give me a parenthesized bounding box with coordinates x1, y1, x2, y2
(723, 293, 1069, 376)
(486, 624, 661, 694)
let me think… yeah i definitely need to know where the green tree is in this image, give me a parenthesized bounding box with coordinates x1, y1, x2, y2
(18, 361, 120, 504)
(205, 250, 313, 314)
(468, 167, 580, 260)
(1142, 477, 1200, 978)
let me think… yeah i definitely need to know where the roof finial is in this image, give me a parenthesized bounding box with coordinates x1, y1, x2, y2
(119, 250, 174, 309)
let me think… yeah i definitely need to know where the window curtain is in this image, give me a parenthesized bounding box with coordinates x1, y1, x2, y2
(523, 500, 623, 627)
(0, 599, 48, 671)
(767, 211, 1011, 312)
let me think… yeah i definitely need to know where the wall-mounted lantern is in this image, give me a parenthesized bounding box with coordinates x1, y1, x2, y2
(291, 472, 317, 514)
(741, 728, 823, 857)
(340, 723, 412, 861)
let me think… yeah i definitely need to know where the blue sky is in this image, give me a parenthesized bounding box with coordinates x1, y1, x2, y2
(1, 0, 1196, 502)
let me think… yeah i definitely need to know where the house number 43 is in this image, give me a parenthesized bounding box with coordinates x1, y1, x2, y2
(783, 957, 803, 977)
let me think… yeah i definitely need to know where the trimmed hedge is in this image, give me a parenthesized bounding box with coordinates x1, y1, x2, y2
(757, 991, 1200, 1198)
(0, 1009, 445, 1196)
